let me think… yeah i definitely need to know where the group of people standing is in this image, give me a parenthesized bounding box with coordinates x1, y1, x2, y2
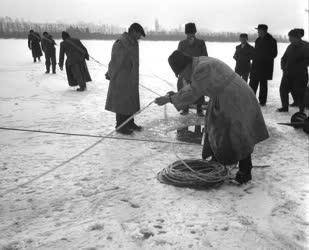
(26, 22, 308, 185)
(232, 25, 309, 113)
(27, 30, 92, 91)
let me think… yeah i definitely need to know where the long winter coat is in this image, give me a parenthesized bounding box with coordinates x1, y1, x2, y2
(233, 43, 254, 75)
(28, 32, 43, 58)
(59, 37, 91, 86)
(41, 35, 56, 56)
(171, 57, 269, 164)
(250, 33, 277, 80)
(105, 32, 140, 115)
(281, 41, 309, 77)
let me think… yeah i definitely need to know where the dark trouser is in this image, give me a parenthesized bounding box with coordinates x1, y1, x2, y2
(279, 74, 298, 108)
(279, 74, 291, 109)
(249, 79, 268, 105)
(45, 52, 56, 72)
(238, 154, 252, 174)
(195, 96, 204, 113)
(116, 113, 134, 129)
(236, 70, 249, 83)
(305, 87, 309, 109)
(289, 73, 308, 113)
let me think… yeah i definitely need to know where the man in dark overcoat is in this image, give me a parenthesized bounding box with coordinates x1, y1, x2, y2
(249, 24, 277, 106)
(105, 23, 145, 135)
(58, 31, 91, 91)
(278, 29, 309, 113)
(177, 23, 208, 116)
(296, 28, 309, 109)
(41, 32, 57, 74)
(233, 33, 254, 82)
(28, 30, 43, 62)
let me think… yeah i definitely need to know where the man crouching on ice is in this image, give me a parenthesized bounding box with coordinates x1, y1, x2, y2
(155, 50, 269, 184)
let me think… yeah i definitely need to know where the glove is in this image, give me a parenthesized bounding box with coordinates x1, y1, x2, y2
(85, 54, 89, 60)
(166, 91, 176, 97)
(105, 72, 111, 80)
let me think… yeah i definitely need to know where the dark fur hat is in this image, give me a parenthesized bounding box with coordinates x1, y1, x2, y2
(185, 23, 197, 34)
(129, 23, 146, 37)
(168, 50, 193, 77)
(255, 24, 268, 31)
(239, 33, 248, 39)
(294, 28, 304, 38)
(62, 31, 70, 40)
(288, 29, 300, 38)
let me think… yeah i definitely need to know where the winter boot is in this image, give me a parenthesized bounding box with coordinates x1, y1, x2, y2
(116, 127, 133, 135)
(290, 102, 298, 107)
(235, 155, 252, 184)
(235, 171, 252, 184)
(52, 65, 56, 74)
(128, 121, 142, 131)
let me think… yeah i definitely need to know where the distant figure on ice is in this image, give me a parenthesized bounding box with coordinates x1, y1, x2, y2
(154, 51, 269, 184)
(105, 23, 146, 135)
(233, 33, 254, 82)
(58, 31, 91, 91)
(249, 24, 277, 106)
(177, 23, 208, 116)
(278, 29, 309, 113)
(41, 32, 56, 74)
(28, 30, 43, 63)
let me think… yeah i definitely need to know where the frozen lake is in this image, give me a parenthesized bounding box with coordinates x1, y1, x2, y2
(0, 39, 308, 249)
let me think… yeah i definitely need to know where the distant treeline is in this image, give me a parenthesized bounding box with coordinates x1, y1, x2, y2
(0, 17, 289, 42)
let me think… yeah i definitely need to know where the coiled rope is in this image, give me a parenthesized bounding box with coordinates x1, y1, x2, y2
(157, 159, 229, 189)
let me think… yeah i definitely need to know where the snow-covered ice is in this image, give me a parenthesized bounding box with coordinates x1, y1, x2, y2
(0, 39, 308, 249)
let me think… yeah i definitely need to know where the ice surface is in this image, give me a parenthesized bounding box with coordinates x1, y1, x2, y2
(0, 39, 308, 249)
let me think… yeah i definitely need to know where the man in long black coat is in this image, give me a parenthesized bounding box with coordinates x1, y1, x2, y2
(28, 30, 43, 62)
(233, 33, 254, 82)
(296, 28, 309, 110)
(249, 24, 277, 106)
(41, 32, 56, 74)
(58, 31, 91, 91)
(278, 29, 309, 113)
(177, 23, 208, 116)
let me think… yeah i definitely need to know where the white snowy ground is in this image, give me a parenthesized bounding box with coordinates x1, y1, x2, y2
(0, 39, 308, 250)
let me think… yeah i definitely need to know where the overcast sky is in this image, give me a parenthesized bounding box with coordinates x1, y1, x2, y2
(0, 0, 308, 35)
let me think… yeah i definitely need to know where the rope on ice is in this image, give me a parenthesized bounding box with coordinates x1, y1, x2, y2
(0, 100, 155, 197)
(157, 159, 229, 189)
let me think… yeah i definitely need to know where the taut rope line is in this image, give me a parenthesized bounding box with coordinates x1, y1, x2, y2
(0, 101, 154, 197)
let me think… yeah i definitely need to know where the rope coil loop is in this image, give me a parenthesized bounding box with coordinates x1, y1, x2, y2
(157, 159, 229, 189)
